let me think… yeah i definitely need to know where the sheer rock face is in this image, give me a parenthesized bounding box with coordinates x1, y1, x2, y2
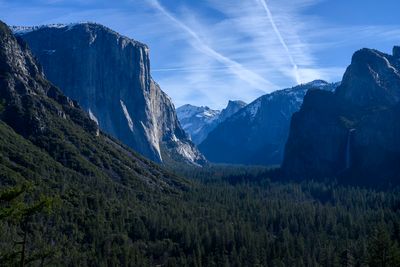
(176, 100, 246, 145)
(0, 20, 186, 191)
(14, 23, 205, 165)
(218, 100, 247, 123)
(283, 47, 400, 184)
(393, 46, 400, 60)
(0, 21, 98, 138)
(199, 80, 338, 165)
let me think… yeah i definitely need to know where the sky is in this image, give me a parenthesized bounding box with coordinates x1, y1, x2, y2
(1, 0, 400, 109)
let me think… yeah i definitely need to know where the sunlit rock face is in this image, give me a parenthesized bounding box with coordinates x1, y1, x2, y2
(199, 80, 338, 165)
(283, 47, 400, 185)
(14, 23, 206, 165)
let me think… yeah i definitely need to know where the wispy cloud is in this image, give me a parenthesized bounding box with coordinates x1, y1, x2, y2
(142, 0, 400, 107)
(149, 0, 277, 90)
(257, 0, 300, 84)
(1, 0, 400, 109)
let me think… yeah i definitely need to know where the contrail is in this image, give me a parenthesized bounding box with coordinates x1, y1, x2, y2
(150, 0, 278, 89)
(153, 66, 235, 72)
(258, 0, 301, 84)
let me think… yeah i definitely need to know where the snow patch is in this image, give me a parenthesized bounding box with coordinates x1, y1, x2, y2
(171, 135, 201, 165)
(383, 56, 399, 74)
(307, 80, 328, 87)
(140, 122, 162, 161)
(177, 104, 220, 120)
(89, 33, 97, 45)
(171, 134, 179, 142)
(11, 23, 80, 35)
(246, 100, 261, 118)
(88, 108, 99, 125)
(120, 100, 134, 132)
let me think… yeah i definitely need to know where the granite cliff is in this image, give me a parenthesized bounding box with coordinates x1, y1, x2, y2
(0, 20, 182, 189)
(283, 47, 400, 184)
(13, 23, 205, 165)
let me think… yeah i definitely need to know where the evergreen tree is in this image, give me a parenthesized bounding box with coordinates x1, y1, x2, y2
(0, 184, 54, 266)
(368, 226, 391, 267)
(340, 248, 354, 267)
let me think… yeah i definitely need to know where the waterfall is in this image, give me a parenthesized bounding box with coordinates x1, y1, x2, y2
(345, 129, 356, 169)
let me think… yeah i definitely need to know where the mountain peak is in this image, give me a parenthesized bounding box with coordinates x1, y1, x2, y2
(220, 100, 247, 122)
(11, 22, 84, 34)
(227, 100, 247, 107)
(16, 21, 205, 165)
(11, 22, 148, 49)
(393, 46, 400, 58)
(177, 104, 219, 120)
(351, 48, 385, 63)
(306, 79, 328, 87)
(0, 21, 50, 98)
(176, 100, 246, 145)
(283, 45, 400, 183)
(337, 47, 400, 107)
(0, 20, 98, 137)
(199, 81, 339, 165)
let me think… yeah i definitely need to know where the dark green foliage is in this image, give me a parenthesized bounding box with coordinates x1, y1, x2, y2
(368, 225, 400, 267)
(2, 18, 398, 266)
(1, 127, 400, 267)
(0, 183, 55, 266)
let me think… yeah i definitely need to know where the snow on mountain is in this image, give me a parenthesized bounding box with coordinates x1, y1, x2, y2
(11, 23, 81, 34)
(177, 100, 246, 145)
(177, 104, 220, 121)
(120, 100, 134, 132)
(199, 80, 340, 165)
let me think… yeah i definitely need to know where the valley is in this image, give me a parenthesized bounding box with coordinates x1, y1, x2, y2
(0, 9, 399, 267)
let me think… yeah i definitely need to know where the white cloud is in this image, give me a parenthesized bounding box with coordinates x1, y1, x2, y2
(149, 0, 278, 91)
(145, 0, 400, 108)
(257, 0, 301, 84)
(2, 0, 400, 109)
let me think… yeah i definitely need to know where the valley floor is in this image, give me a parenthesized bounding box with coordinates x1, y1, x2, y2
(1, 162, 400, 266)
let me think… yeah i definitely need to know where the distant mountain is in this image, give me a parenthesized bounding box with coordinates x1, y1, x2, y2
(199, 80, 339, 165)
(12, 22, 205, 165)
(219, 100, 248, 122)
(283, 47, 400, 185)
(177, 100, 246, 144)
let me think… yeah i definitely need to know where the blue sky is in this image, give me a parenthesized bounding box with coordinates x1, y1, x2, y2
(1, 0, 400, 109)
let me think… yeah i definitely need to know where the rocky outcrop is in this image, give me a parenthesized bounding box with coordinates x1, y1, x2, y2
(0, 19, 187, 195)
(176, 100, 246, 145)
(336, 48, 400, 107)
(0, 22, 98, 138)
(199, 80, 338, 165)
(218, 100, 247, 122)
(13, 23, 205, 165)
(283, 47, 400, 185)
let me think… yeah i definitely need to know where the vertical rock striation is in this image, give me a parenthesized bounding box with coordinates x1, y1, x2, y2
(13, 23, 205, 165)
